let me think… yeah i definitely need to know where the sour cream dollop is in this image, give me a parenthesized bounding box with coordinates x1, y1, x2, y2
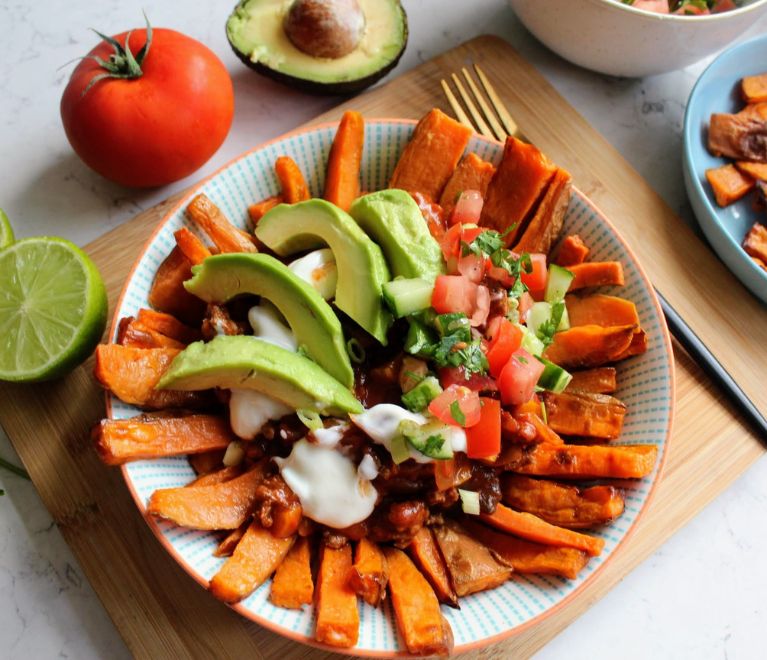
(350, 403, 466, 462)
(229, 388, 293, 440)
(275, 438, 377, 528)
(247, 304, 298, 351)
(288, 248, 338, 300)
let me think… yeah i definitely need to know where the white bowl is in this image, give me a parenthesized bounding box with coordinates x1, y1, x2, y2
(508, 0, 767, 77)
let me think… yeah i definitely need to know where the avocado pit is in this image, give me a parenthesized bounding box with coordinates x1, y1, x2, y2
(284, 0, 365, 59)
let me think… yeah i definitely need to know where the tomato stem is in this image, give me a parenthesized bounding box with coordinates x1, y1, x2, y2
(81, 12, 152, 97)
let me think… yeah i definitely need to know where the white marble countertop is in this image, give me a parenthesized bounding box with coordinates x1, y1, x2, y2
(1, 1, 765, 658)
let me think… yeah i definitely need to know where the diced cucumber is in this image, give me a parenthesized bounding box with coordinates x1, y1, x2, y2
(390, 434, 411, 464)
(398, 419, 454, 460)
(434, 312, 471, 340)
(405, 318, 436, 356)
(536, 357, 572, 393)
(528, 301, 569, 339)
(517, 323, 545, 357)
(506, 296, 520, 324)
(558, 305, 570, 331)
(382, 278, 434, 318)
(544, 264, 574, 302)
(401, 376, 443, 412)
(458, 489, 480, 515)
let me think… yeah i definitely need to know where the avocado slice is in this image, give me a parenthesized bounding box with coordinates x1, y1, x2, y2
(184, 253, 353, 387)
(350, 189, 445, 282)
(226, 0, 408, 95)
(256, 199, 393, 344)
(157, 335, 362, 415)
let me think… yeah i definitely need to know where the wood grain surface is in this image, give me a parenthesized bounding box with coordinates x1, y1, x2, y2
(0, 35, 763, 660)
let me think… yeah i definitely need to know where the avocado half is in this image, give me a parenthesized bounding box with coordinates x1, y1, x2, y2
(226, 0, 408, 95)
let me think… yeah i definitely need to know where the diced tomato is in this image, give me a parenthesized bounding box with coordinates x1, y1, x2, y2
(438, 366, 498, 392)
(457, 253, 486, 283)
(411, 191, 446, 240)
(466, 398, 501, 459)
(519, 253, 547, 291)
(486, 315, 503, 342)
(485, 319, 523, 377)
(486, 263, 513, 287)
(470, 285, 491, 327)
(711, 0, 736, 12)
(440, 223, 463, 263)
(431, 275, 478, 315)
(632, 0, 669, 12)
(497, 348, 545, 406)
(428, 385, 482, 428)
(434, 458, 456, 490)
(517, 291, 534, 323)
(450, 190, 484, 226)
(461, 226, 484, 244)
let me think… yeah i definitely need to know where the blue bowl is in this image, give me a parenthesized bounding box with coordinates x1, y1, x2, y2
(683, 34, 767, 305)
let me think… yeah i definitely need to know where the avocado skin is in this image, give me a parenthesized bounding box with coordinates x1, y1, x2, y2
(225, 0, 408, 96)
(256, 200, 392, 344)
(157, 335, 362, 416)
(184, 253, 354, 388)
(350, 189, 445, 282)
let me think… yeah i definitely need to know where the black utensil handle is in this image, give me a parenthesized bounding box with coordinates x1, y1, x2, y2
(657, 290, 767, 446)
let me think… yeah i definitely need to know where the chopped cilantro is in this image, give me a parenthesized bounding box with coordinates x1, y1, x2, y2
(535, 301, 565, 347)
(517, 355, 528, 364)
(434, 313, 471, 341)
(449, 400, 466, 426)
(423, 434, 446, 456)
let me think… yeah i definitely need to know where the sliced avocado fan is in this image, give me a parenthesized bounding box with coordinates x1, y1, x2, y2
(255, 199, 392, 344)
(184, 253, 353, 387)
(350, 189, 445, 282)
(157, 335, 362, 416)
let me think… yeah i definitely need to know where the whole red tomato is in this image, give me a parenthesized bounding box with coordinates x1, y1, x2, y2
(61, 23, 234, 187)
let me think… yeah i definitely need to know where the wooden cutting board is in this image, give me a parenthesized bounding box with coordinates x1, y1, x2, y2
(1, 35, 764, 660)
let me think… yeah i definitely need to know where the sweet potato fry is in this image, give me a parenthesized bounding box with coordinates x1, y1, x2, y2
(743, 222, 767, 262)
(315, 544, 359, 648)
(188, 449, 225, 475)
(742, 73, 767, 104)
(383, 547, 453, 657)
(270, 502, 303, 538)
(554, 234, 589, 267)
(275, 156, 310, 204)
(389, 108, 472, 201)
(513, 167, 572, 255)
(481, 136, 557, 245)
(736, 160, 767, 182)
(433, 519, 513, 596)
(148, 246, 206, 325)
(516, 412, 565, 445)
(174, 227, 212, 266)
(269, 536, 314, 609)
(738, 102, 767, 121)
(214, 521, 249, 557)
(135, 308, 201, 344)
(612, 328, 648, 361)
(438, 152, 496, 217)
(567, 261, 625, 290)
(501, 475, 624, 529)
(566, 294, 639, 327)
(118, 319, 186, 350)
(708, 113, 767, 162)
(148, 463, 268, 530)
(209, 520, 294, 603)
(480, 503, 604, 556)
(567, 367, 618, 394)
(324, 111, 364, 211)
(501, 443, 658, 479)
(459, 517, 588, 579)
(706, 164, 755, 206)
(94, 413, 235, 465)
(247, 195, 283, 223)
(348, 537, 388, 607)
(186, 193, 256, 254)
(94, 344, 211, 410)
(543, 390, 627, 439)
(407, 527, 458, 607)
(543, 324, 636, 369)
(188, 465, 242, 488)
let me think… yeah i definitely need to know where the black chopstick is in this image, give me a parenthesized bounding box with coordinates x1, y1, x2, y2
(656, 290, 767, 446)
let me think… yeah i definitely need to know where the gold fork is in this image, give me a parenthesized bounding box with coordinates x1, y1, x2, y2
(440, 64, 522, 142)
(441, 63, 767, 442)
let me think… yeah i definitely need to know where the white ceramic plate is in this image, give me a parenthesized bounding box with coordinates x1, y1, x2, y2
(109, 120, 675, 657)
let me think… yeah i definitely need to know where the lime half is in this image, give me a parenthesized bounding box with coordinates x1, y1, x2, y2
(0, 209, 13, 249)
(0, 237, 107, 382)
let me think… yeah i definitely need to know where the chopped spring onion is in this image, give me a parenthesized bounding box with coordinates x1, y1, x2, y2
(223, 440, 245, 467)
(297, 409, 323, 431)
(458, 489, 481, 515)
(346, 338, 366, 364)
(390, 434, 411, 464)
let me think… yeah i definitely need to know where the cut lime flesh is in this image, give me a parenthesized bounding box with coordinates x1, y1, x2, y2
(0, 237, 107, 382)
(0, 209, 13, 250)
